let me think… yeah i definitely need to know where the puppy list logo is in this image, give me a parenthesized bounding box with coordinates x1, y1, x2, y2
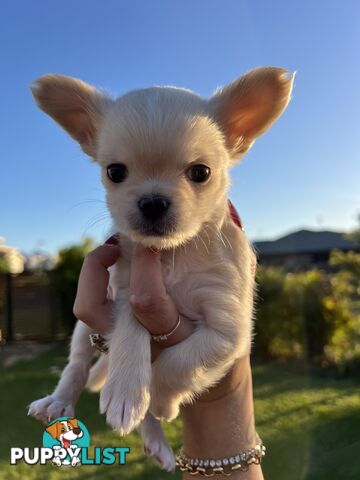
(10, 417, 130, 467)
(43, 417, 89, 466)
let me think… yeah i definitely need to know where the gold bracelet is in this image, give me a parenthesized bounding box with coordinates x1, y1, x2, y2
(151, 314, 181, 342)
(176, 435, 266, 476)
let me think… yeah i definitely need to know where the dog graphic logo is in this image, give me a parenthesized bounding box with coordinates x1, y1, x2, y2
(43, 417, 90, 466)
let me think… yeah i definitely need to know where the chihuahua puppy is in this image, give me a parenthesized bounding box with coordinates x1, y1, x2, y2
(28, 67, 293, 470)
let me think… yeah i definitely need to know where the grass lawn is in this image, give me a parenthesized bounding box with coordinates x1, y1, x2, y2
(1, 344, 359, 479)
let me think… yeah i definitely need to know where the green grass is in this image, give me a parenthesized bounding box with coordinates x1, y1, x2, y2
(0, 345, 359, 479)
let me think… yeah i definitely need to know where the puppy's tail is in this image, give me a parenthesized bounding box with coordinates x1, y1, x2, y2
(86, 355, 108, 392)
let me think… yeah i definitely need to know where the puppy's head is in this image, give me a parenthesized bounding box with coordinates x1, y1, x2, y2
(31, 67, 293, 249)
(45, 418, 81, 440)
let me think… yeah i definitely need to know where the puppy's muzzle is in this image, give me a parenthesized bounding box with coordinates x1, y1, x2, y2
(138, 194, 171, 221)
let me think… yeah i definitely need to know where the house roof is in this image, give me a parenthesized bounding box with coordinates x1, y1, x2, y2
(254, 229, 359, 256)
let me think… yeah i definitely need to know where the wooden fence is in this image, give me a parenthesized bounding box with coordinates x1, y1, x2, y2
(0, 272, 68, 343)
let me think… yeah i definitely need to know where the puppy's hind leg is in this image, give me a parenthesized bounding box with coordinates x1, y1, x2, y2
(86, 354, 108, 392)
(28, 321, 94, 423)
(139, 412, 175, 472)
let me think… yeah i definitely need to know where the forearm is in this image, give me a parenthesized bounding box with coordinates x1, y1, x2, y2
(151, 317, 264, 478)
(181, 356, 264, 480)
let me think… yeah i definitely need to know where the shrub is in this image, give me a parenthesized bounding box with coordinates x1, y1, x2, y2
(254, 257, 360, 372)
(324, 250, 360, 372)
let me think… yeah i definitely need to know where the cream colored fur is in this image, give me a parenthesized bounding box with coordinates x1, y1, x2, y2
(28, 67, 293, 471)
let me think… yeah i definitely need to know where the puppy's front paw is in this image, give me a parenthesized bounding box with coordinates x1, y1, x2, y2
(100, 380, 150, 435)
(143, 438, 175, 472)
(27, 395, 74, 423)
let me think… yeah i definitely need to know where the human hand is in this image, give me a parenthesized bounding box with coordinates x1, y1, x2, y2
(73, 239, 121, 335)
(73, 238, 193, 355)
(129, 244, 194, 358)
(74, 239, 263, 479)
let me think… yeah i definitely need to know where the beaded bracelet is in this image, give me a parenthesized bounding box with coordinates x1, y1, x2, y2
(89, 333, 109, 354)
(176, 436, 266, 476)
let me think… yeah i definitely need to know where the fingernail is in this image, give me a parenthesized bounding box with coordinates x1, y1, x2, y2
(105, 234, 119, 246)
(281, 70, 296, 81)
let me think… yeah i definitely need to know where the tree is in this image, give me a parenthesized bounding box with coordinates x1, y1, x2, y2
(0, 255, 10, 274)
(51, 237, 95, 333)
(346, 213, 360, 245)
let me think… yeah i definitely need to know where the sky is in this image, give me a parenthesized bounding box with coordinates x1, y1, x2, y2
(1, 0, 359, 255)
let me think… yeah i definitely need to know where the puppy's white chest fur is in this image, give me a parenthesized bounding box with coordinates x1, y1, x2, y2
(111, 213, 256, 330)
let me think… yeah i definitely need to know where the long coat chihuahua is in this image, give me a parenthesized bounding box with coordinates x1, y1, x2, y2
(28, 67, 293, 470)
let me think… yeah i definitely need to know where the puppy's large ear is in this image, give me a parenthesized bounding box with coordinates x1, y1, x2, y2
(210, 67, 294, 162)
(45, 421, 61, 439)
(30, 74, 111, 157)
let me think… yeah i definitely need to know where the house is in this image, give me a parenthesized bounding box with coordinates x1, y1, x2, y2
(253, 229, 359, 270)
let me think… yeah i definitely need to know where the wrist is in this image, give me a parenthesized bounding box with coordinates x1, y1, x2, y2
(180, 357, 263, 479)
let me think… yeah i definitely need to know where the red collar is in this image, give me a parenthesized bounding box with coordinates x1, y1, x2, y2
(228, 199, 244, 230)
(105, 199, 243, 245)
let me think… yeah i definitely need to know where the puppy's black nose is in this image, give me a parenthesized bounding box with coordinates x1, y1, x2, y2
(138, 194, 171, 220)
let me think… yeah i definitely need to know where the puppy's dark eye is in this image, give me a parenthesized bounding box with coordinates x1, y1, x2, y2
(187, 164, 211, 183)
(107, 163, 128, 183)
